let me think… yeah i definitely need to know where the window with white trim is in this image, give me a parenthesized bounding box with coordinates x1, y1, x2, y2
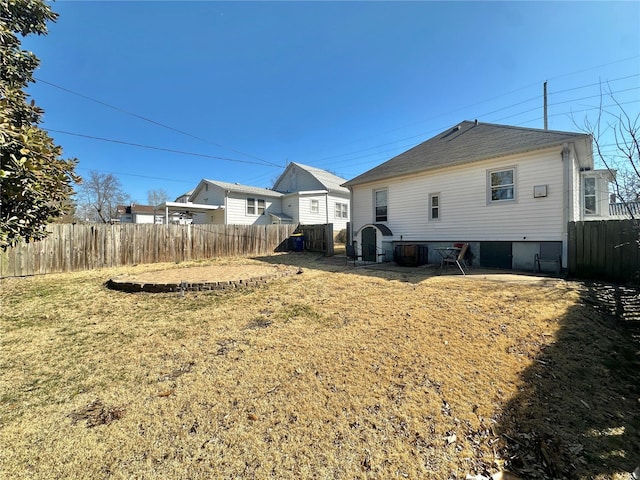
(310, 199, 319, 214)
(335, 202, 348, 219)
(488, 167, 516, 203)
(375, 189, 388, 221)
(583, 177, 597, 215)
(247, 198, 266, 215)
(429, 193, 440, 220)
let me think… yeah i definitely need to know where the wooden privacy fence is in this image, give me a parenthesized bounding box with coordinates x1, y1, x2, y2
(295, 224, 334, 256)
(0, 223, 297, 277)
(568, 220, 640, 284)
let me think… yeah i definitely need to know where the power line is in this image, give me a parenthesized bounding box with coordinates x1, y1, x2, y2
(306, 58, 640, 161)
(74, 166, 195, 185)
(516, 98, 640, 127)
(489, 93, 640, 124)
(312, 80, 640, 169)
(328, 99, 640, 176)
(550, 73, 640, 96)
(41, 68, 639, 183)
(47, 129, 285, 168)
(34, 77, 280, 167)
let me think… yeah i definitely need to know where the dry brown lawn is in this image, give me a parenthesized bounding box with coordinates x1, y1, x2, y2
(1, 253, 638, 479)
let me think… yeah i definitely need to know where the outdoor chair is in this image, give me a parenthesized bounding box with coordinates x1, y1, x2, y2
(441, 243, 469, 275)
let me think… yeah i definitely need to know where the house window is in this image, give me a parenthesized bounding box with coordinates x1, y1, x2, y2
(375, 189, 387, 222)
(583, 177, 597, 215)
(429, 193, 440, 220)
(488, 167, 515, 203)
(335, 203, 348, 219)
(311, 199, 319, 214)
(247, 198, 266, 215)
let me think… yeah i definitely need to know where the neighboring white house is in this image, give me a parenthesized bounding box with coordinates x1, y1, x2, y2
(185, 163, 351, 230)
(273, 162, 351, 231)
(189, 180, 287, 225)
(342, 120, 614, 271)
(117, 204, 164, 224)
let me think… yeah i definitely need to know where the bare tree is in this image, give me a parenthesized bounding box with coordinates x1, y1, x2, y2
(578, 87, 640, 218)
(147, 188, 170, 206)
(76, 171, 129, 223)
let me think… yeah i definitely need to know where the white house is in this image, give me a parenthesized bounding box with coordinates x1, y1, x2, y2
(273, 162, 351, 231)
(184, 163, 351, 230)
(342, 120, 614, 271)
(117, 204, 164, 224)
(189, 180, 286, 225)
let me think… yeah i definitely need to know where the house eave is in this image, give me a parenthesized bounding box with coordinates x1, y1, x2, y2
(343, 141, 584, 188)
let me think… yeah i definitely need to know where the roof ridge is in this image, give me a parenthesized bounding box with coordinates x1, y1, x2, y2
(460, 119, 586, 137)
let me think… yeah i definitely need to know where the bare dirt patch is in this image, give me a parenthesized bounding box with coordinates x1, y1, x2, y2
(121, 263, 293, 284)
(106, 260, 298, 292)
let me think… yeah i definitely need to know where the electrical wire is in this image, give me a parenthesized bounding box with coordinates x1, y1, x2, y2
(46, 129, 285, 168)
(314, 82, 640, 169)
(38, 68, 639, 181)
(74, 166, 196, 185)
(305, 59, 640, 160)
(34, 77, 281, 167)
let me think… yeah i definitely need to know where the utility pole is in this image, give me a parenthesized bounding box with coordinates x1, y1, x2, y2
(543, 81, 548, 130)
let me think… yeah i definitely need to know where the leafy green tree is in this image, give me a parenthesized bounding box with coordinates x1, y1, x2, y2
(0, 0, 79, 248)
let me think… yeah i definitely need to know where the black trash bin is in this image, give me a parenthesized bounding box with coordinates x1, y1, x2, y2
(291, 234, 305, 252)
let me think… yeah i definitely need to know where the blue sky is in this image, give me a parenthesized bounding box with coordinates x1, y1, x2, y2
(24, 1, 640, 204)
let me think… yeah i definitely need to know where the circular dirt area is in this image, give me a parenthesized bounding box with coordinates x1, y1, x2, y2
(106, 263, 297, 293)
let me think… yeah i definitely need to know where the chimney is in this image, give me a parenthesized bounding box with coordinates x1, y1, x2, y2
(474, 119, 478, 126)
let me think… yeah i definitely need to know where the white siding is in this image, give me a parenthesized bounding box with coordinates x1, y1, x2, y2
(132, 213, 158, 224)
(328, 193, 349, 231)
(226, 193, 282, 225)
(191, 184, 226, 224)
(297, 194, 328, 225)
(281, 195, 299, 223)
(275, 165, 323, 192)
(352, 148, 568, 242)
(190, 184, 226, 206)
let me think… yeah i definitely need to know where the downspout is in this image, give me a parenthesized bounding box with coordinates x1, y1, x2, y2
(348, 186, 354, 246)
(561, 143, 572, 269)
(325, 191, 329, 224)
(225, 191, 230, 224)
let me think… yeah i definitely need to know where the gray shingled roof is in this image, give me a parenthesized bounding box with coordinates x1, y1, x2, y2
(343, 121, 590, 187)
(287, 162, 349, 193)
(204, 179, 283, 197)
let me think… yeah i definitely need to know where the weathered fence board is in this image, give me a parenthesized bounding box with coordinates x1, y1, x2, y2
(0, 223, 297, 277)
(568, 220, 639, 284)
(295, 224, 334, 255)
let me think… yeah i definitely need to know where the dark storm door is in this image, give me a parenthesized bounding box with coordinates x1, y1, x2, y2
(362, 227, 377, 262)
